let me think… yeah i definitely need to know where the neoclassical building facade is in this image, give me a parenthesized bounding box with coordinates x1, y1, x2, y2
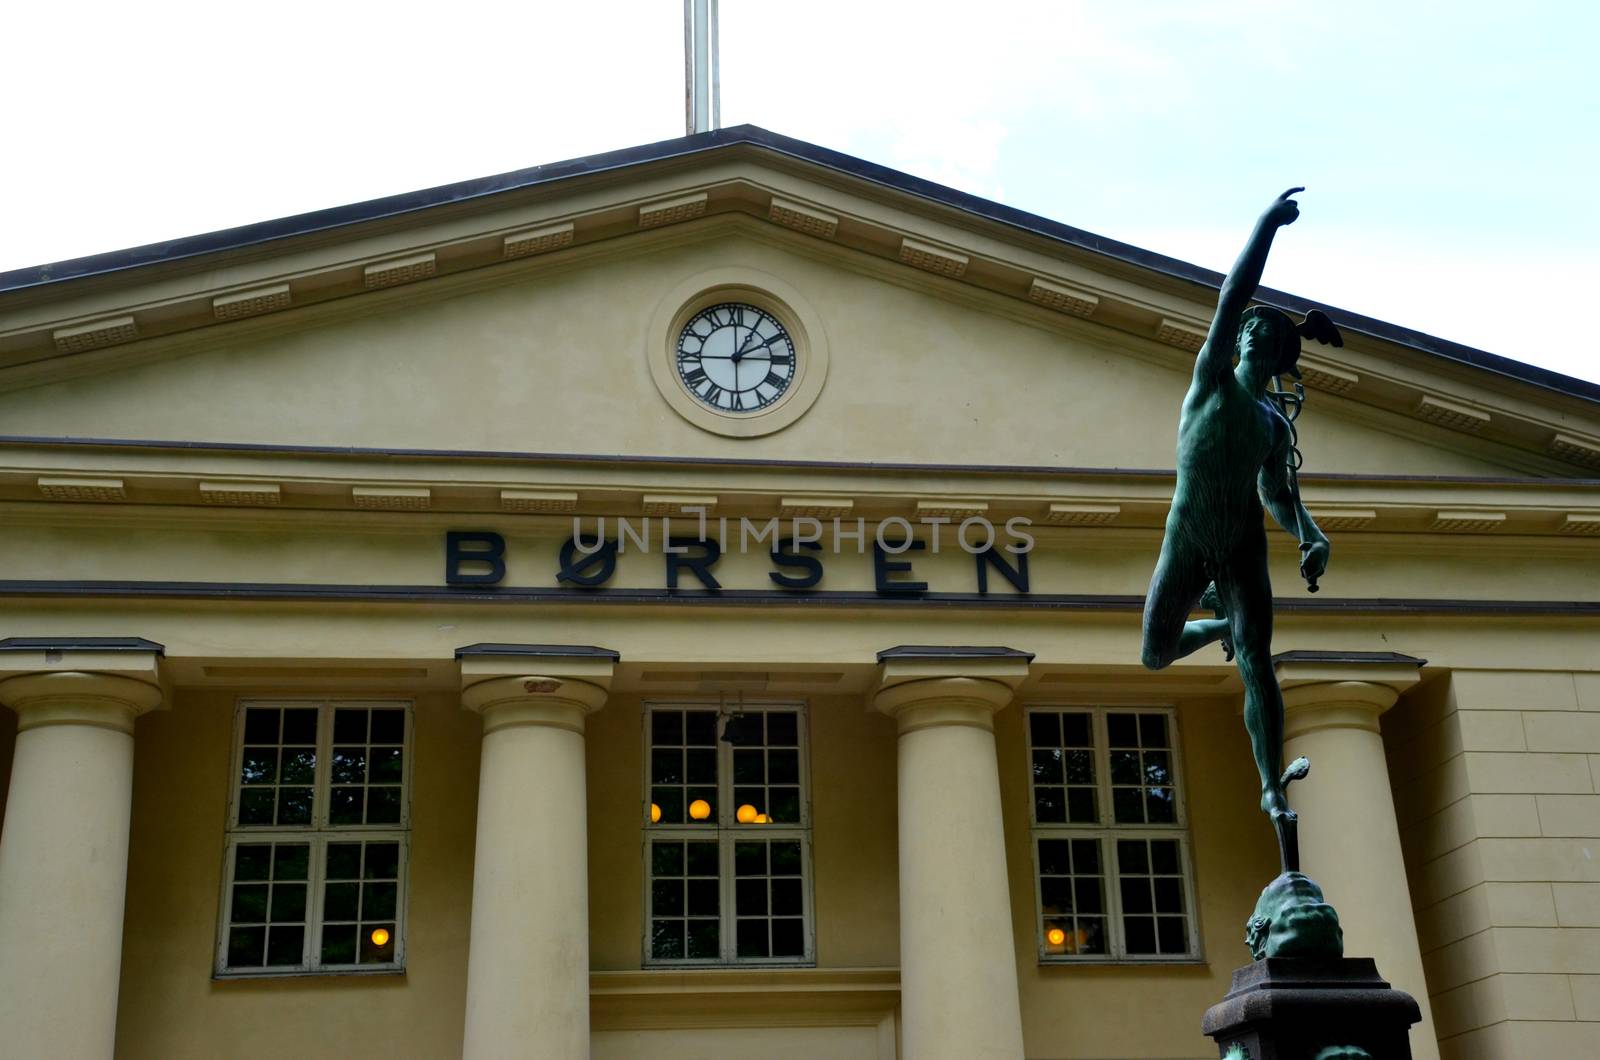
(0, 127, 1597, 1059)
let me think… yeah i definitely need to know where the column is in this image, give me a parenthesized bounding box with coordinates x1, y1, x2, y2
(457, 643, 617, 1060)
(0, 640, 165, 1059)
(1275, 651, 1439, 1060)
(875, 645, 1031, 1060)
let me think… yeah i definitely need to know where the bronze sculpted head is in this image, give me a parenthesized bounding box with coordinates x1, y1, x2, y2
(1245, 871, 1344, 961)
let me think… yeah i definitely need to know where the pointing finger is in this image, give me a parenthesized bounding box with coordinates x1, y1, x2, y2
(1279, 186, 1306, 200)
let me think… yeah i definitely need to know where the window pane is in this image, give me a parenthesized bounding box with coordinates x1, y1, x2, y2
(684, 710, 717, 745)
(232, 884, 268, 922)
(685, 841, 718, 877)
(1038, 839, 1070, 876)
(1151, 839, 1181, 875)
(1028, 711, 1059, 748)
(327, 843, 362, 880)
(1157, 916, 1187, 954)
(321, 924, 357, 964)
(686, 919, 719, 959)
(241, 747, 276, 785)
(325, 882, 359, 920)
(735, 842, 766, 877)
(686, 748, 717, 785)
(1139, 713, 1168, 747)
(235, 844, 271, 881)
(1154, 876, 1184, 914)
(277, 787, 313, 826)
(772, 918, 804, 957)
(334, 708, 367, 743)
(769, 787, 801, 823)
(736, 878, 767, 916)
(771, 877, 803, 916)
(238, 788, 274, 825)
(1037, 837, 1108, 958)
(651, 710, 681, 747)
(1061, 712, 1092, 748)
(281, 748, 316, 785)
(371, 747, 404, 783)
(1066, 787, 1097, 824)
(1106, 713, 1137, 747)
(361, 924, 396, 964)
(766, 711, 798, 747)
(271, 883, 307, 922)
(1112, 787, 1144, 823)
(653, 879, 685, 916)
(733, 749, 764, 783)
(1034, 786, 1065, 823)
(771, 841, 801, 876)
(329, 787, 363, 825)
(653, 787, 683, 824)
(1109, 750, 1140, 786)
(1125, 916, 1157, 954)
(1064, 749, 1094, 784)
(1071, 839, 1100, 874)
(652, 920, 685, 960)
(266, 924, 304, 966)
(1117, 840, 1149, 874)
(228, 926, 265, 967)
(364, 843, 399, 880)
(1120, 876, 1153, 914)
(1146, 787, 1176, 824)
(363, 883, 397, 920)
(243, 707, 280, 744)
(768, 749, 799, 784)
(736, 918, 769, 958)
(370, 709, 404, 744)
(651, 749, 683, 785)
(652, 841, 684, 878)
(281, 709, 317, 745)
(273, 844, 309, 880)
(1032, 749, 1063, 785)
(687, 877, 719, 917)
(367, 787, 402, 824)
(332, 747, 366, 784)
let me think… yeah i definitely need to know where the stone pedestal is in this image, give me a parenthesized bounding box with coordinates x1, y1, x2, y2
(1202, 958, 1421, 1060)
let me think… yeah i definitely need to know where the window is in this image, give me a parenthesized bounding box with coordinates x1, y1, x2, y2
(216, 700, 411, 976)
(1025, 707, 1199, 961)
(643, 704, 813, 965)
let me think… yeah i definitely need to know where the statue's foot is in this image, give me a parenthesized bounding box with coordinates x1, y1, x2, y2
(1201, 582, 1233, 661)
(1261, 784, 1294, 820)
(1281, 756, 1310, 787)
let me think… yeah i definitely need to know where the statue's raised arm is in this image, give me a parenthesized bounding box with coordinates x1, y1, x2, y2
(1193, 188, 1304, 387)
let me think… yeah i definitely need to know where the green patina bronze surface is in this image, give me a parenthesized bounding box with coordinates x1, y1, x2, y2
(1246, 871, 1344, 961)
(1140, 188, 1344, 904)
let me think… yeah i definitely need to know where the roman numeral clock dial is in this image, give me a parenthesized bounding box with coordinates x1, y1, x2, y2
(675, 303, 796, 414)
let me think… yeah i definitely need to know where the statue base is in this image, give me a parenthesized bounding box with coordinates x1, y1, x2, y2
(1201, 957, 1421, 1059)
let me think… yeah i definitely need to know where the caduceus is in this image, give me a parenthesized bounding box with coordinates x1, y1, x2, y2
(1138, 187, 1344, 871)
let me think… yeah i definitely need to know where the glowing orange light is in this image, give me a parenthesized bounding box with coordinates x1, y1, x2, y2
(370, 928, 391, 947)
(754, 813, 770, 824)
(736, 804, 759, 824)
(689, 799, 712, 820)
(1046, 927, 1066, 947)
(650, 803, 662, 823)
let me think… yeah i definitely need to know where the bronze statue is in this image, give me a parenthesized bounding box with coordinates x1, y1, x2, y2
(1139, 187, 1343, 874)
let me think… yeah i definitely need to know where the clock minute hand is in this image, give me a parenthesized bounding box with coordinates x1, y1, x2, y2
(730, 326, 760, 363)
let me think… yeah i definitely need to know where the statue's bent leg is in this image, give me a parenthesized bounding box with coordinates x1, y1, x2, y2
(1215, 535, 1289, 820)
(1140, 539, 1219, 670)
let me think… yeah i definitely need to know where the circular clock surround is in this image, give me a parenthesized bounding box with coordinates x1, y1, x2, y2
(646, 269, 830, 438)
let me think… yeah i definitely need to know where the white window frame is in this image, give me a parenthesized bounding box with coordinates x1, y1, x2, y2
(641, 701, 816, 967)
(215, 698, 413, 977)
(1024, 704, 1202, 964)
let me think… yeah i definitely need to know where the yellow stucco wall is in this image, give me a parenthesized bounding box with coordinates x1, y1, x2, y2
(0, 231, 1529, 479)
(1389, 670, 1600, 1060)
(113, 689, 481, 1060)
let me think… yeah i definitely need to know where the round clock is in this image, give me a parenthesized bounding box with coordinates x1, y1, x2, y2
(674, 302, 797, 414)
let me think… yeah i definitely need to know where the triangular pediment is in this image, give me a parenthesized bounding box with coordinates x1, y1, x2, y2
(1, 126, 1597, 486)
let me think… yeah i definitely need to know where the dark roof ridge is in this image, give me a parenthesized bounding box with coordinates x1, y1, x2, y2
(3, 124, 1595, 406)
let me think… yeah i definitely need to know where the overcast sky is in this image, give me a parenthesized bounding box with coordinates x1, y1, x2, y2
(6, 1, 1596, 383)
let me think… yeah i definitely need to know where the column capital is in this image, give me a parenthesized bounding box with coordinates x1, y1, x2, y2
(874, 645, 1032, 734)
(457, 643, 618, 735)
(0, 639, 165, 734)
(1273, 650, 1424, 738)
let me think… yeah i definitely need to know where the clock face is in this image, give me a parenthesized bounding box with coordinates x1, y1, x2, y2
(675, 302, 796, 413)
